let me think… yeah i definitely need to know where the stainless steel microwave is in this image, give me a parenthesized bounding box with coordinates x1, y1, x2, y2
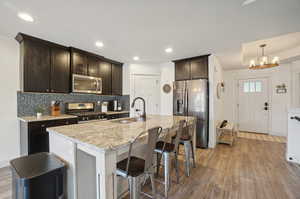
(72, 74, 102, 94)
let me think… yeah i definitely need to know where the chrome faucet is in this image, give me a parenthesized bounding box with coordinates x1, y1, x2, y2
(131, 97, 146, 121)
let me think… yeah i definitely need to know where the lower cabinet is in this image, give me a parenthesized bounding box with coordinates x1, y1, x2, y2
(20, 118, 78, 155)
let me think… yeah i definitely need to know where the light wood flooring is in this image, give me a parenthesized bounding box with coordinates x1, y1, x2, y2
(238, 132, 287, 143)
(1, 136, 300, 199)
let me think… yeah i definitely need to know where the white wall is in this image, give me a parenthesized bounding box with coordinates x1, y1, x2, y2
(160, 62, 174, 115)
(0, 35, 19, 167)
(208, 55, 225, 148)
(123, 62, 174, 116)
(223, 62, 300, 137)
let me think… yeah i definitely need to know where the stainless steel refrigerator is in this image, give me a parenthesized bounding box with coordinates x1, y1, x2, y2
(173, 79, 209, 148)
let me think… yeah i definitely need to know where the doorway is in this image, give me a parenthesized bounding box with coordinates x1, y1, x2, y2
(132, 75, 160, 115)
(237, 78, 270, 134)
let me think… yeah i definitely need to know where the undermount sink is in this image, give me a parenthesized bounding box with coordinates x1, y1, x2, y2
(111, 118, 140, 124)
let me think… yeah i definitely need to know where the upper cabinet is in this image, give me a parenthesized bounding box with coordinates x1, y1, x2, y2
(99, 61, 112, 95)
(69, 47, 123, 95)
(16, 33, 70, 93)
(71, 49, 88, 76)
(174, 55, 209, 81)
(111, 63, 123, 95)
(175, 60, 190, 81)
(50, 46, 70, 93)
(87, 55, 101, 77)
(190, 57, 208, 79)
(16, 33, 123, 95)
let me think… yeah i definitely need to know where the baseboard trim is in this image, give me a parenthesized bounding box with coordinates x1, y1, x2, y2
(0, 160, 9, 168)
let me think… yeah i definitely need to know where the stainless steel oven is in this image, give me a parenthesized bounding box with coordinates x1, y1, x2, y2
(72, 74, 102, 94)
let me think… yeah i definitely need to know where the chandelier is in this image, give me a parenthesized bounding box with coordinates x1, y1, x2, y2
(249, 44, 279, 69)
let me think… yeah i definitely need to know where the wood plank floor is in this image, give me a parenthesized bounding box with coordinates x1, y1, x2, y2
(238, 132, 286, 143)
(1, 137, 300, 199)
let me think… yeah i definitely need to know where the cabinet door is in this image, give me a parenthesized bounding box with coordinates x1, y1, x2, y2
(99, 61, 112, 95)
(28, 122, 50, 154)
(111, 64, 123, 95)
(190, 57, 208, 79)
(24, 40, 51, 92)
(175, 60, 190, 81)
(87, 56, 100, 77)
(72, 51, 88, 75)
(50, 46, 70, 93)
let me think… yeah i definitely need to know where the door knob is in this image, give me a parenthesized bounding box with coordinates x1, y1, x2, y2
(264, 107, 268, 111)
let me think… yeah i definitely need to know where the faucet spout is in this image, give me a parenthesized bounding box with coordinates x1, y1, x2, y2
(131, 97, 146, 121)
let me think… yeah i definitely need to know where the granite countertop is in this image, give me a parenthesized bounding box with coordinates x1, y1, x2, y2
(18, 114, 78, 122)
(47, 115, 195, 152)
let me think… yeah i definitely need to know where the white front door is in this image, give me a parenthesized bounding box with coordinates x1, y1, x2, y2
(238, 78, 269, 134)
(133, 75, 160, 115)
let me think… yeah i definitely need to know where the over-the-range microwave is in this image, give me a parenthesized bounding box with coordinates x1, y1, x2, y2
(72, 74, 102, 94)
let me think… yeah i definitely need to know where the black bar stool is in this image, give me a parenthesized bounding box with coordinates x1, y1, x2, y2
(116, 126, 162, 199)
(154, 120, 186, 198)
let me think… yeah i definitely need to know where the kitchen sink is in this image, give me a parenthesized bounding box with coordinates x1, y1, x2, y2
(110, 118, 140, 124)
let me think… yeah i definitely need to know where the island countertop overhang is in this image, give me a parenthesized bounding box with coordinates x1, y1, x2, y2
(47, 115, 196, 153)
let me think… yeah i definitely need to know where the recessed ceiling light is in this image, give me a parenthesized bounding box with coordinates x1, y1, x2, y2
(242, 0, 257, 6)
(133, 56, 139, 61)
(95, 41, 104, 48)
(18, 12, 34, 22)
(165, 48, 173, 53)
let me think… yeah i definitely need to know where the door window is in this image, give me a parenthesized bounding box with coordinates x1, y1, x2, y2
(243, 80, 262, 93)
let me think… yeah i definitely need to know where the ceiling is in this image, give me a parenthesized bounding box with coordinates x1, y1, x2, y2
(0, 0, 300, 69)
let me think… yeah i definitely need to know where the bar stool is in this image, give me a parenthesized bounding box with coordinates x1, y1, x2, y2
(154, 120, 185, 198)
(116, 126, 162, 199)
(179, 120, 196, 177)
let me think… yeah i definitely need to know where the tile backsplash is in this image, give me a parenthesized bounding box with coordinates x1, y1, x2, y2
(17, 91, 130, 116)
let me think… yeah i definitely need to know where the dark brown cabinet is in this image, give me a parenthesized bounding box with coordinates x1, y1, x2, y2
(87, 55, 100, 77)
(17, 33, 124, 96)
(99, 61, 112, 95)
(111, 63, 123, 95)
(70, 48, 123, 95)
(25, 118, 78, 155)
(175, 60, 190, 81)
(16, 33, 70, 93)
(21, 39, 51, 92)
(190, 57, 208, 79)
(174, 55, 209, 81)
(50, 46, 70, 93)
(71, 49, 88, 76)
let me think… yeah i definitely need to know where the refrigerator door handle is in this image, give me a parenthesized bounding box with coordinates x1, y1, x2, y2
(184, 82, 188, 116)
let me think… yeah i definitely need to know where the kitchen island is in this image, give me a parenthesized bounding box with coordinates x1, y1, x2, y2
(47, 115, 196, 199)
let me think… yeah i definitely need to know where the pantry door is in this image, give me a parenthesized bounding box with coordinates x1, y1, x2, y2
(133, 75, 160, 115)
(238, 78, 270, 134)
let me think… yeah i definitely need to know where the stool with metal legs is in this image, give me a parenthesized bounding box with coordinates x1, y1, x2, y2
(116, 126, 162, 199)
(154, 120, 186, 198)
(180, 120, 196, 177)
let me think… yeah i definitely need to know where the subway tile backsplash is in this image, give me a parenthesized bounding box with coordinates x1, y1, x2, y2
(17, 91, 130, 116)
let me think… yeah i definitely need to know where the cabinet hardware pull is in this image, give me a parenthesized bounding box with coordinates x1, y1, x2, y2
(291, 116, 300, 121)
(97, 173, 101, 198)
